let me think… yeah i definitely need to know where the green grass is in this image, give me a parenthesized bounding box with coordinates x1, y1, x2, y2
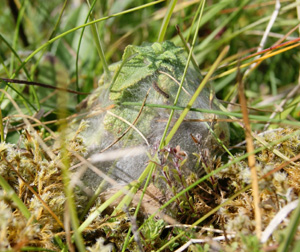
(0, 0, 300, 251)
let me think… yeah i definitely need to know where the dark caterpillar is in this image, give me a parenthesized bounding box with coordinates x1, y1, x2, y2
(152, 81, 169, 99)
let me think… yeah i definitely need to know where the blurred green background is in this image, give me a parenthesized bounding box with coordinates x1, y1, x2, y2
(0, 0, 300, 137)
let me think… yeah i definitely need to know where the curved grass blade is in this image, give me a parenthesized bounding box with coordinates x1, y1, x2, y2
(278, 199, 300, 252)
(157, 0, 178, 42)
(0, 174, 31, 220)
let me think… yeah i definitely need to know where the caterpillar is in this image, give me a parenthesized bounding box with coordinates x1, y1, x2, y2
(152, 81, 169, 99)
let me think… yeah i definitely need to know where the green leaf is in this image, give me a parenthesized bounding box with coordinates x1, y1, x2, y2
(109, 41, 186, 101)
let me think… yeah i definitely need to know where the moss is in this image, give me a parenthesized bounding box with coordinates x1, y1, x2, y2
(0, 130, 88, 249)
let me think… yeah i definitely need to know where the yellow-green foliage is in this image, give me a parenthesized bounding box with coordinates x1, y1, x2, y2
(0, 130, 87, 250)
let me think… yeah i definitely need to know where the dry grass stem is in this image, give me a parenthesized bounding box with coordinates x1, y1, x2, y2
(237, 68, 262, 239)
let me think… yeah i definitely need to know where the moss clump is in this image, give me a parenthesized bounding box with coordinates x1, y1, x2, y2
(215, 128, 300, 249)
(0, 129, 88, 250)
